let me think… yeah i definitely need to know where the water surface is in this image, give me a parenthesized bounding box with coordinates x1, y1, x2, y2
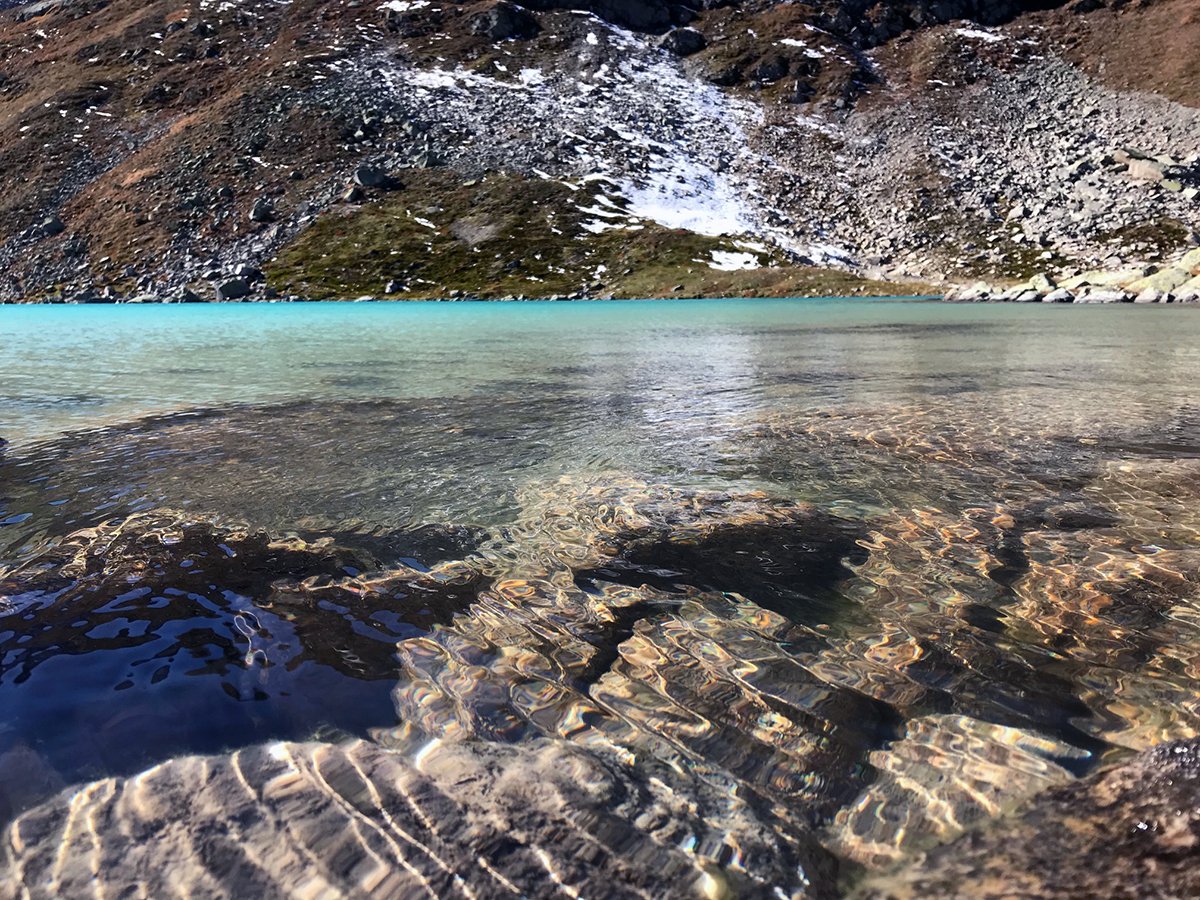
(2, 298, 1199, 895)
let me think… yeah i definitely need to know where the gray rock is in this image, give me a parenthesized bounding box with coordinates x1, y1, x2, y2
(1028, 272, 1056, 292)
(353, 165, 399, 190)
(39, 216, 65, 238)
(659, 27, 706, 56)
(1125, 158, 1167, 182)
(1075, 288, 1131, 304)
(470, 1, 540, 41)
(1042, 288, 1075, 303)
(215, 278, 251, 301)
(249, 197, 275, 223)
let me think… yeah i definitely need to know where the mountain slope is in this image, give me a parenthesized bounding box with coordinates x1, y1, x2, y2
(0, 0, 1196, 301)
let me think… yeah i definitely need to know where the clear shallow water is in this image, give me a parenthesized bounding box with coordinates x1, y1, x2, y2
(2, 298, 1200, 896)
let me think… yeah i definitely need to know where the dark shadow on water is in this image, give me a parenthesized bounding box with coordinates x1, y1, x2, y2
(0, 516, 486, 822)
(576, 519, 869, 628)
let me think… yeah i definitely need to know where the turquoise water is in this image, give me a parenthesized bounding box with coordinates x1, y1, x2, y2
(2, 298, 1200, 895)
(3, 298, 1197, 445)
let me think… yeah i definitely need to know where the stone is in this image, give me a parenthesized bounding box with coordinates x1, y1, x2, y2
(752, 54, 789, 83)
(234, 263, 264, 283)
(1043, 288, 1076, 304)
(1127, 267, 1190, 294)
(215, 278, 251, 301)
(1028, 272, 1056, 292)
(352, 165, 393, 190)
(852, 740, 1200, 899)
(1075, 288, 1131, 304)
(1125, 158, 1167, 182)
(249, 197, 275, 223)
(470, 1, 540, 41)
(1013, 290, 1041, 303)
(1174, 274, 1200, 299)
(1179, 247, 1200, 274)
(659, 27, 706, 56)
(39, 216, 65, 238)
(1133, 288, 1163, 303)
(179, 287, 203, 303)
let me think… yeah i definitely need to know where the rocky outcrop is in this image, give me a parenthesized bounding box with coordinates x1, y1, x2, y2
(943, 245, 1200, 303)
(0, 0, 1196, 300)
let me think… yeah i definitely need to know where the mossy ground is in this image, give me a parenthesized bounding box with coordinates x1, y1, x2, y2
(265, 170, 928, 300)
(1096, 217, 1192, 260)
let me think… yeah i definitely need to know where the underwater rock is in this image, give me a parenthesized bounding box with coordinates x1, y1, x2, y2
(2, 736, 796, 899)
(854, 738, 1200, 899)
(0, 512, 487, 798)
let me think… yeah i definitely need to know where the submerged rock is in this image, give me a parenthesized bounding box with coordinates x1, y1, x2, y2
(0, 512, 486, 799)
(1, 737, 782, 899)
(854, 739, 1200, 899)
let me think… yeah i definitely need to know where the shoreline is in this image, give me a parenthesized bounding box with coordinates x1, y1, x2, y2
(0, 292, 947, 305)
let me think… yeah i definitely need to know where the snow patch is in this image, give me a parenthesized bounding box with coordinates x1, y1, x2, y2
(708, 251, 762, 271)
(380, 0, 429, 11)
(954, 27, 1005, 43)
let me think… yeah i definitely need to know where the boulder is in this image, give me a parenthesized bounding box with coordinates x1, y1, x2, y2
(1126, 267, 1190, 295)
(852, 740, 1200, 900)
(353, 165, 400, 190)
(39, 216, 65, 238)
(518, 0, 673, 32)
(1174, 274, 1200, 301)
(752, 54, 790, 83)
(659, 27, 706, 56)
(1028, 272, 1056, 292)
(1013, 290, 1041, 303)
(215, 278, 251, 301)
(1179, 247, 1200, 274)
(1041, 290, 1080, 304)
(249, 197, 275, 223)
(234, 263, 264, 282)
(1060, 267, 1148, 290)
(1075, 288, 1131, 304)
(1133, 288, 1164, 303)
(469, 1, 540, 42)
(1125, 158, 1166, 182)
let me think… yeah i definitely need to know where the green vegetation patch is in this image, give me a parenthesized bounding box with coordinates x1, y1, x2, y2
(1096, 217, 1192, 260)
(265, 169, 920, 300)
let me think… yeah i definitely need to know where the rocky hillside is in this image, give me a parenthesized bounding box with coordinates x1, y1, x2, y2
(0, 0, 1197, 301)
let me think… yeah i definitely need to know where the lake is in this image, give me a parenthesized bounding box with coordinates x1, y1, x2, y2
(2, 298, 1199, 896)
